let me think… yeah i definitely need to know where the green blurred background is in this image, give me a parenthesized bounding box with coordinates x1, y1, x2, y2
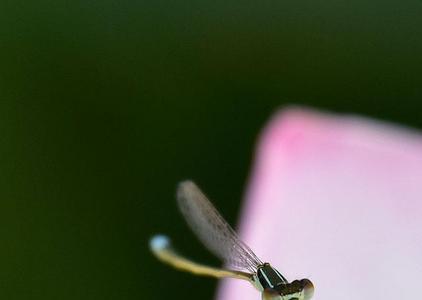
(1, 0, 421, 299)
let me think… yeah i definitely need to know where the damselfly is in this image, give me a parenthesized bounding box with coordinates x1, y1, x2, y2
(150, 180, 314, 300)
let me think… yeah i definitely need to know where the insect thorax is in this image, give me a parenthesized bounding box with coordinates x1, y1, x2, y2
(257, 264, 314, 300)
(256, 263, 288, 290)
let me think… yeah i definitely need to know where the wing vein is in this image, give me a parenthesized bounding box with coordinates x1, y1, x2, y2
(176, 180, 263, 272)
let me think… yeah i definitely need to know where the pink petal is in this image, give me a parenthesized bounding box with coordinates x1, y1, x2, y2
(217, 108, 422, 300)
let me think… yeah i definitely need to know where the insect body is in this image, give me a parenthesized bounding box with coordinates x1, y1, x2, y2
(150, 181, 314, 300)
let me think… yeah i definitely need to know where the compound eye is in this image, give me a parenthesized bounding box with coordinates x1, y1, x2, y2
(262, 289, 282, 300)
(300, 279, 314, 300)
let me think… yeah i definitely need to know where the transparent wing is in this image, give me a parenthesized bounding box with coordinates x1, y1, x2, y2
(176, 180, 263, 272)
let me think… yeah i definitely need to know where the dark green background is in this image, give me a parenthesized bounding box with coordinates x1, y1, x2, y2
(1, 0, 421, 299)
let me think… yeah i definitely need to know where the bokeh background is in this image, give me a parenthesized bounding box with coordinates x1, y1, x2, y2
(1, 1, 421, 299)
